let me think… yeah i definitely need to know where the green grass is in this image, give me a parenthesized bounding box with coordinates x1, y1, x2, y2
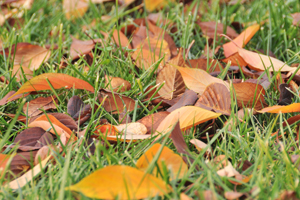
(1, 0, 300, 199)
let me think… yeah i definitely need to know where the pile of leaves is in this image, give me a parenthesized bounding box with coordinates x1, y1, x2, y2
(1, 0, 300, 199)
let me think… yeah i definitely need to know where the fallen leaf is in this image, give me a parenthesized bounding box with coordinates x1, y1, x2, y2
(0, 91, 29, 106)
(8, 155, 51, 189)
(186, 58, 223, 72)
(190, 138, 211, 153)
(144, 0, 174, 12)
(23, 96, 58, 117)
(3, 43, 51, 70)
(102, 29, 132, 49)
(223, 24, 260, 58)
(258, 103, 300, 113)
(47, 113, 78, 131)
(12, 65, 33, 82)
(98, 89, 135, 114)
(176, 66, 229, 95)
(167, 90, 198, 112)
(156, 106, 221, 136)
(137, 111, 170, 134)
(224, 191, 245, 200)
(115, 122, 147, 135)
(105, 75, 131, 92)
(67, 95, 84, 118)
(197, 21, 238, 39)
(94, 124, 118, 136)
(10, 73, 94, 99)
(66, 165, 172, 199)
(0, 154, 10, 178)
(63, 0, 88, 20)
(136, 143, 188, 180)
(194, 83, 231, 115)
(70, 37, 103, 60)
(222, 52, 247, 67)
(233, 82, 267, 110)
(105, 134, 152, 142)
(291, 13, 300, 26)
(278, 83, 293, 105)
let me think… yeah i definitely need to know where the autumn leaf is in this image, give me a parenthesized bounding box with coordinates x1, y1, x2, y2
(65, 165, 172, 199)
(12, 64, 33, 82)
(10, 73, 94, 99)
(223, 24, 260, 58)
(258, 103, 300, 113)
(144, 0, 174, 12)
(156, 106, 221, 136)
(137, 111, 170, 134)
(136, 143, 188, 180)
(197, 21, 238, 39)
(176, 66, 229, 95)
(23, 96, 58, 117)
(0, 154, 10, 178)
(63, 0, 88, 20)
(104, 75, 131, 93)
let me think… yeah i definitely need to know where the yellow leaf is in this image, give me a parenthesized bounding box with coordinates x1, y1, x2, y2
(176, 66, 229, 95)
(136, 143, 188, 180)
(156, 106, 221, 136)
(66, 165, 172, 199)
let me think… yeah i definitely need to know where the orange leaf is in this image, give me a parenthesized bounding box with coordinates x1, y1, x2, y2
(156, 106, 221, 136)
(11, 73, 94, 99)
(28, 114, 74, 139)
(176, 66, 229, 95)
(65, 165, 172, 199)
(144, 0, 174, 12)
(223, 24, 260, 58)
(0, 154, 10, 178)
(258, 103, 300, 113)
(136, 143, 188, 180)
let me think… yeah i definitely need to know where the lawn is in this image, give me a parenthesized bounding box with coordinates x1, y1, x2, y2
(1, 0, 300, 199)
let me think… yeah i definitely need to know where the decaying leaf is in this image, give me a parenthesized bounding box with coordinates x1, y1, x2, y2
(136, 143, 188, 180)
(66, 165, 172, 199)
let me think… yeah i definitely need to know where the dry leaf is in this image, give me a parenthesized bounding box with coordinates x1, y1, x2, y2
(63, 0, 88, 20)
(223, 24, 260, 58)
(12, 65, 33, 82)
(176, 66, 229, 95)
(115, 122, 147, 135)
(190, 138, 211, 153)
(66, 165, 172, 199)
(136, 143, 188, 180)
(104, 75, 131, 92)
(167, 90, 198, 112)
(23, 96, 58, 117)
(137, 111, 170, 134)
(197, 21, 238, 39)
(70, 37, 103, 60)
(258, 103, 300, 113)
(144, 0, 174, 12)
(291, 13, 300, 26)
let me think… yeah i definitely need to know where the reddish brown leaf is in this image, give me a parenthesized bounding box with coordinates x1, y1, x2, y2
(10, 73, 94, 99)
(233, 82, 267, 110)
(14, 127, 53, 148)
(197, 21, 238, 39)
(278, 84, 293, 105)
(283, 115, 300, 127)
(167, 90, 198, 112)
(98, 89, 135, 114)
(70, 37, 103, 60)
(137, 111, 170, 134)
(186, 58, 223, 72)
(104, 75, 131, 93)
(194, 83, 231, 115)
(23, 96, 58, 117)
(67, 95, 84, 118)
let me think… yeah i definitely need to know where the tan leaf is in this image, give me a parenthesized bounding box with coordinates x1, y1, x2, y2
(12, 65, 33, 82)
(136, 143, 188, 180)
(70, 37, 103, 60)
(190, 139, 211, 153)
(197, 21, 238, 39)
(176, 66, 229, 95)
(65, 165, 172, 199)
(115, 122, 147, 135)
(23, 96, 58, 117)
(104, 75, 131, 92)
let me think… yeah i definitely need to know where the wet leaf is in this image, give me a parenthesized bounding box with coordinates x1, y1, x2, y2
(11, 73, 94, 99)
(176, 66, 229, 95)
(66, 165, 172, 199)
(195, 83, 231, 115)
(223, 24, 260, 58)
(136, 143, 188, 180)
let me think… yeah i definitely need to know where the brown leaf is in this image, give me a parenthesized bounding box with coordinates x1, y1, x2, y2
(10, 151, 38, 176)
(233, 82, 267, 110)
(48, 113, 78, 131)
(23, 96, 58, 117)
(3, 43, 51, 70)
(156, 53, 186, 99)
(278, 83, 293, 105)
(186, 59, 223, 73)
(98, 89, 135, 114)
(167, 90, 198, 112)
(291, 13, 300, 26)
(222, 52, 247, 67)
(14, 127, 54, 148)
(12, 65, 33, 82)
(63, 0, 88, 20)
(104, 75, 131, 92)
(101, 29, 132, 49)
(194, 83, 231, 115)
(0, 91, 29, 106)
(137, 111, 170, 134)
(67, 95, 84, 118)
(70, 37, 103, 60)
(197, 21, 238, 39)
